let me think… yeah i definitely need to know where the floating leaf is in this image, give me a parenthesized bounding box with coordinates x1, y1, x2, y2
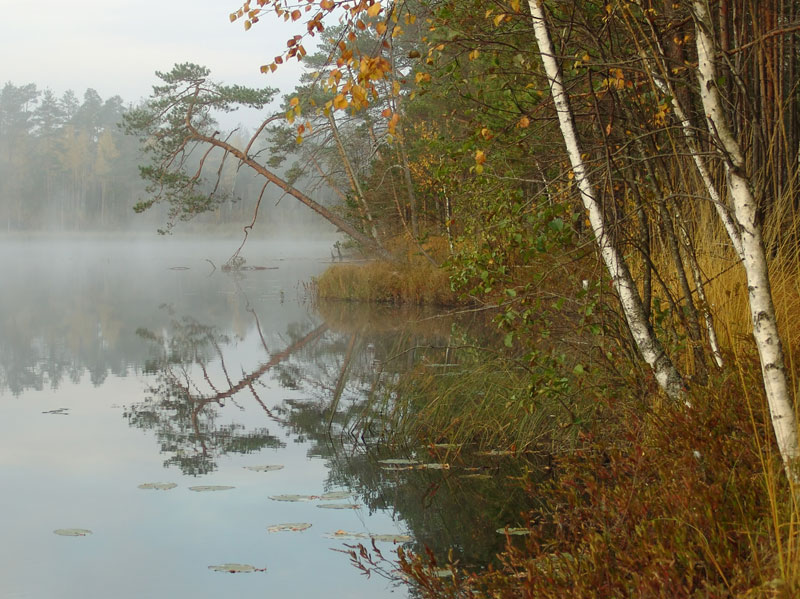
(243, 465, 284, 472)
(208, 563, 265, 573)
(267, 523, 312, 533)
(317, 503, 361, 510)
(268, 494, 315, 502)
(378, 459, 421, 465)
(42, 408, 69, 415)
(496, 527, 532, 536)
(431, 568, 453, 578)
(370, 533, 412, 543)
(138, 482, 177, 490)
(189, 485, 234, 492)
(325, 530, 368, 540)
(419, 463, 450, 470)
(318, 491, 353, 501)
(54, 529, 92, 536)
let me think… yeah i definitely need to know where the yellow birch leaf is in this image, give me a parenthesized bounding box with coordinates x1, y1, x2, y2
(493, 13, 505, 26)
(475, 150, 486, 165)
(518, 116, 530, 128)
(367, 2, 381, 17)
(333, 94, 348, 110)
(230, 13, 238, 22)
(376, 22, 387, 34)
(290, 97, 299, 107)
(244, 19, 252, 30)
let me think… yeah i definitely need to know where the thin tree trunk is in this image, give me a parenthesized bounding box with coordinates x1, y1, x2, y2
(694, 0, 799, 479)
(327, 112, 380, 242)
(528, 0, 684, 401)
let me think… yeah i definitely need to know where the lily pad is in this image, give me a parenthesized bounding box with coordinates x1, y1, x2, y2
(378, 458, 421, 466)
(268, 494, 315, 502)
(267, 523, 312, 533)
(244, 465, 284, 472)
(496, 527, 532, 536)
(370, 533, 412, 543)
(432, 443, 461, 450)
(318, 491, 353, 501)
(138, 482, 177, 490)
(325, 530, 368, 540)
(189, 485, 235, 492)
(54, 529, 92, 536)
(419, 463, 450, 470)
(316, 503, 361, 510)
(430, 568, 453, 578)
(42, 408, 69, 415)
(208, 563, 265, 573)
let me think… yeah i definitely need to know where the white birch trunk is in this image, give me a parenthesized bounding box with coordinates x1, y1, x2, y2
(643, 50, 744, 261)
(694, 1, 800, 479)
(528, 0, 684, 401)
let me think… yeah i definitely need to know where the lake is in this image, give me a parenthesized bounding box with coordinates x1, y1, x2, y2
(0, 237, 532, 598)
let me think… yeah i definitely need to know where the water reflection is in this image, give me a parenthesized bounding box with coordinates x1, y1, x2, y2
(0, 239, 540, 599)
(128, 290, 540, 571)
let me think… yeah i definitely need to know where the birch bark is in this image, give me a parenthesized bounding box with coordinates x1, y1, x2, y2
(694, 1, 799, 479)
(528, 0, 684, 401)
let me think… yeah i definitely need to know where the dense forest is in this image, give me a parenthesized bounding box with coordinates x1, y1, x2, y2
(0, 82, 334, 233)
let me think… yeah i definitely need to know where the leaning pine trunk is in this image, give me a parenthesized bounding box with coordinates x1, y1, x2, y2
(528, 0, 684, 401)
(694, 1, 799, 480)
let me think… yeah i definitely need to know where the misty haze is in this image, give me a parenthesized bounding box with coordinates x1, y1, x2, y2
(4, 2, 800, 599)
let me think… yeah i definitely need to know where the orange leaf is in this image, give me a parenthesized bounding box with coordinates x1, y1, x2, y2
(291, 9, 301, 20)
(321, 0, 334, 8)
(333, 94, 348, 110)
(475, 149, 486, 165)
(381, 108, 392, 117)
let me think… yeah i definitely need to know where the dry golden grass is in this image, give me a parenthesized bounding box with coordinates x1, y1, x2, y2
(315, 235, 460, 306)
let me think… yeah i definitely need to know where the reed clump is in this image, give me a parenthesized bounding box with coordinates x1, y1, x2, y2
(316, 236, 460, 306)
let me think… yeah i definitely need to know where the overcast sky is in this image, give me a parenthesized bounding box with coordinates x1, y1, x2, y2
(1, 0, 311, 123)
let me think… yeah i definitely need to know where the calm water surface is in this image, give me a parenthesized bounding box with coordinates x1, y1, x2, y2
(0, 237, 532, 599)
(0, 238, 409, 599)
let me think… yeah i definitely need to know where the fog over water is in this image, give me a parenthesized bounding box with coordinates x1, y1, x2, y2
(0, 236, 410, 599)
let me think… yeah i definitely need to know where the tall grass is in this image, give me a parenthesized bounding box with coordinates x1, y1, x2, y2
(315, 235, 459, 306)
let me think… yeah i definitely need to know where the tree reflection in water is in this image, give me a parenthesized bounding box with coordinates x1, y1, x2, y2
(127, 296, 542, 571)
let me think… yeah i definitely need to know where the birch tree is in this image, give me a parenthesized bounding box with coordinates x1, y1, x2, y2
(692, 1, 799, 478)
(527, 0, 685, 401)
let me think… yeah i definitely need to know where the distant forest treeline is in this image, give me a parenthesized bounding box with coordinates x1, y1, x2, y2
(0, 81, 333, 234)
